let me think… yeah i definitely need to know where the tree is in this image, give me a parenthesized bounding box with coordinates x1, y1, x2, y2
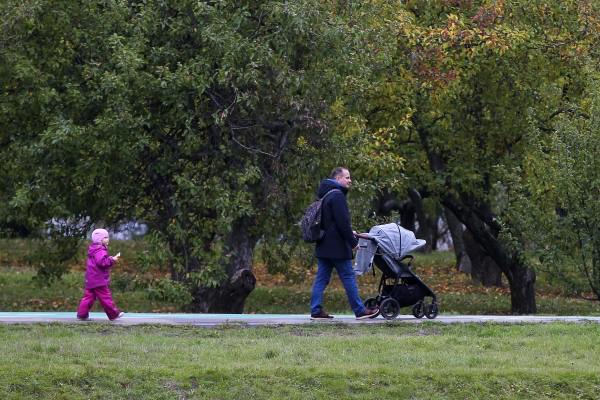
(526, 77, 600, 300)
(0, 0, 379, 311)
(361, 0, 599, 313)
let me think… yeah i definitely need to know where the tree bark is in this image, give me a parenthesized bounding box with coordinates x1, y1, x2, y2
(408, 188, 436, 252)
(191, 219, 258, 313)
(373, 189, 417, 233)
(399, 198, 416, 232)
(374, 188, 401, 216)
(444, 206, 472, 274)
(507, 263, 537, 314)
(463, 229, 502, 287)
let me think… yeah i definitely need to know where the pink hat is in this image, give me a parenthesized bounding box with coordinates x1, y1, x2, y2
(91, 228, 109, 243)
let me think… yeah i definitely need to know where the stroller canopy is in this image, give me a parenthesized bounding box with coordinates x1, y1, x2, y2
(354, 223, 426, 276)
(370, 223, 426, 259)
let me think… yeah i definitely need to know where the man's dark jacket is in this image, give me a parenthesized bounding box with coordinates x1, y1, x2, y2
(315, 179, 359, 259)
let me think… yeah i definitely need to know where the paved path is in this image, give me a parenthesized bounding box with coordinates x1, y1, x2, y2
(1, 312, 599, 326)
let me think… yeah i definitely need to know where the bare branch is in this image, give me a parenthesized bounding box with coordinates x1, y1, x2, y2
(229, 125, 279, 158)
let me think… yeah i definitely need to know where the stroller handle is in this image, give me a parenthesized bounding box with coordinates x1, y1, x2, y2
(355, 233, 374, 240)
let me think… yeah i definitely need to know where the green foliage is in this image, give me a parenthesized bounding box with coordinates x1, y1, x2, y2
(26, 238, 74, 285)
(0, 1, 385, 303)
(25, 222, 85, 284)
(146, 278, 193, 307)
(524, 77, 600, 299)
(401, 0, 590, 199)
(3, 0, 600, 309)
(354, 0, 600, 312)
(132, 233, 171, 274)
(254, 237, 321, 284)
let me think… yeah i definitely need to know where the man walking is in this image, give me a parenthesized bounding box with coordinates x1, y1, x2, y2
(310, 167, 379, 320)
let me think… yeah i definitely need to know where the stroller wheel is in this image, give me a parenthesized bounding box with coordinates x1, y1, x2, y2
(364, 297, 378, 309)
(412, 301, 425, 319)
(425, 303, 438, 319)
(380, 298, 400, 320)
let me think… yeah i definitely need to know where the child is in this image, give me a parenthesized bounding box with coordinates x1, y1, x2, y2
(76, 228, 124, 321)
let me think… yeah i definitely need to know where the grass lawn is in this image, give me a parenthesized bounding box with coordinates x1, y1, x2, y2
(1, 323, 599, 399)
(2, 240, 600, 399)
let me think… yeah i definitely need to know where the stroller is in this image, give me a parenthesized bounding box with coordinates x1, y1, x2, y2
(354, 223, 438, 320)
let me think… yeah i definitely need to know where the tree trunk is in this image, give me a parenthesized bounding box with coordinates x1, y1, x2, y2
(408, 188, 435, 252)
(463, 229, 502, 287)
(506, 260, 537, 314)
(399, 199, 416, 232)
(442, 194, 537, 313)
(191, 219, 258, 313)
(444, 206, 472, 274)
(373, 190, 417, 234)
(374, 188, 401, 216)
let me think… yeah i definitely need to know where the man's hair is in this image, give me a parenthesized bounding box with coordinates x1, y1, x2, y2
(330, 167, 349, 179)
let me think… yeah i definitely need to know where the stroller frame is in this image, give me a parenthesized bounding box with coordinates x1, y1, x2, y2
(365, 244, 439, 320)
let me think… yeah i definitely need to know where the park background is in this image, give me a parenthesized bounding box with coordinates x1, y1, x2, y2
(1, 1, 600, 398)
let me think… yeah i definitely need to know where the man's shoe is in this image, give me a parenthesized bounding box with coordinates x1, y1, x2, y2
(356, 307, 379, 320)
(310, 311, 334, 320)
(77, 316, 90, 321)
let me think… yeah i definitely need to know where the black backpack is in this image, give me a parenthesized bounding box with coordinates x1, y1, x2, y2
(300, 189, 340, 243)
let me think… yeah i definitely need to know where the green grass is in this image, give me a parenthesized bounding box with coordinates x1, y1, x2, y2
(0, 323, 599, 399)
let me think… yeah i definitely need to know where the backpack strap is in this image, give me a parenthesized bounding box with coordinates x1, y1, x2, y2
(318, 189, 342, 230)
(320, 189, 342, 213)
(320, 188, 341, 202)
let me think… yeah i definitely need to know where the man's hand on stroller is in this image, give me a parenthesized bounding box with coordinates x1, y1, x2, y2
(353, 231, 372, 250)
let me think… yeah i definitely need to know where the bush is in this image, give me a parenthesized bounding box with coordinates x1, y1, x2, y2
(146, 279, 192, 307)
(27, 236, 82, 285)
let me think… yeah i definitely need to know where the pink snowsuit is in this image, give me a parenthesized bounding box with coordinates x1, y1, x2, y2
(76, 242, 121, 320)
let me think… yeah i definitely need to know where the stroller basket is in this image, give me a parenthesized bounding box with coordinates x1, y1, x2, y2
(382, 280, 426, 308)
